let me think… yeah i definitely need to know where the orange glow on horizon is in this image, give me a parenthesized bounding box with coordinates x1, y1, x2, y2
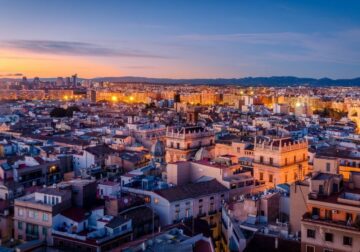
(0, 49, 122, 78)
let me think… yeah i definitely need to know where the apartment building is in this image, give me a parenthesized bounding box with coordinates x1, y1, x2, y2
(301, 172, 360, 252)
(165, 126, 215, 163)
(14, 187, 72, 245)
(253, 136, 308, 186)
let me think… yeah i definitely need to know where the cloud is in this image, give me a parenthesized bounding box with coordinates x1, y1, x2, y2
(122, 65, 157, 69)
(177, 30, 360, 64)
(0, 73, 23, 77)
(1, 40, 169, 59)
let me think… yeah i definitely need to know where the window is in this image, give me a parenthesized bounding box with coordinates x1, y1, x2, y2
(269, 158, 273, 165)
(307, 229, 315, 238)
(343, 236, 352, 246)
(209, 202, 214, 212)
(18, 208, 23, 217)
(43, 213, 48, 222)
(28, 210, 34, 218)
(294, 156, 297, 163)
(269, 174, 273, 183)
(260, 172, 264, 181)
(346, 212, 353, 222)
(325, 209, 332, 220)
(260, 156, 264, 164)
(312, 207, 320, 216)
(325, 232, 333, 242)
(185, 208, 189, 217)
(303, 153, 306, 161)
(187, 143, 190, 149)
(237, 147, 241, 153)
(199, 205, 203, 214)
(176, 143, 180, 149)
(121, 225, 127, 231)
(326, 162, 331, 172)
(18, 221, 23, 230)
(306, 245, 315, 252)
(42, 227, 47, 236)
(285, 158, 288, 165)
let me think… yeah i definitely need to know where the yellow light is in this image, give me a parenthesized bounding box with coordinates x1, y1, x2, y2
(240, 91, 244, 95)
(129, 96, 134, 102)
(111, 96, 118, 102)
(296, 102, 301, 107)
(63, 95, 68, 100)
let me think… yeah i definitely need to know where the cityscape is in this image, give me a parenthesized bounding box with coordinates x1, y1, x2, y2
(1, 1, 360, 252)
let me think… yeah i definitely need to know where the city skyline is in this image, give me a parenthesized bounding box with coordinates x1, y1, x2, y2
(1, 0, 360, 79)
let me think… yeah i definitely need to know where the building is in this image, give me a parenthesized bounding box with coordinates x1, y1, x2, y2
(253, 136, 308, 186)
(149, 179, 228, 250)
(117, 225, 215, 252)
(14, 187, 72, 245)
(52, 208, 132, 251)
(165, 126, 215, 163)
(301, 172, 360, 252)
(166, 159, 262, 200)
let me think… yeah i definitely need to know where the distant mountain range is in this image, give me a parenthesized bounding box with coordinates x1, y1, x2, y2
(1, 76, 360, 86)
(92, 76, 360, 86)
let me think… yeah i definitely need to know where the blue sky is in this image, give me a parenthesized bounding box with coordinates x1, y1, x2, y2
(0, 0, 360, 78)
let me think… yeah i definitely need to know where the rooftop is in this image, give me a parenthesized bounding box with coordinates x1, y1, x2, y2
(154, 179, 228, 202)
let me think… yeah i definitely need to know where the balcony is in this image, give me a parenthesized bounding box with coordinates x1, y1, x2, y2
(208, 210, 218, 215)
(302, 212, 360, 232)
(308, 192, 329, 200)
(197, 212, 206, 218)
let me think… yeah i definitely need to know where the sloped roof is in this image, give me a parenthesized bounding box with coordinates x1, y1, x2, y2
(154, 179, 228, 202)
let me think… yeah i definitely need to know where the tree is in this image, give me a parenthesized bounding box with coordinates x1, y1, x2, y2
(50, 106, 80, 118)
(66, 106, 80, 117)
(50, 107, 67, 117)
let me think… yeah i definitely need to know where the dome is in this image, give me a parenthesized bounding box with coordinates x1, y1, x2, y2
(194, 147, 210, 161)
(150, 140, 165, 157)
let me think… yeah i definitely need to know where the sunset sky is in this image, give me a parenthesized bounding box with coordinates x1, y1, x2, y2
(1, 0, 360, 79)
